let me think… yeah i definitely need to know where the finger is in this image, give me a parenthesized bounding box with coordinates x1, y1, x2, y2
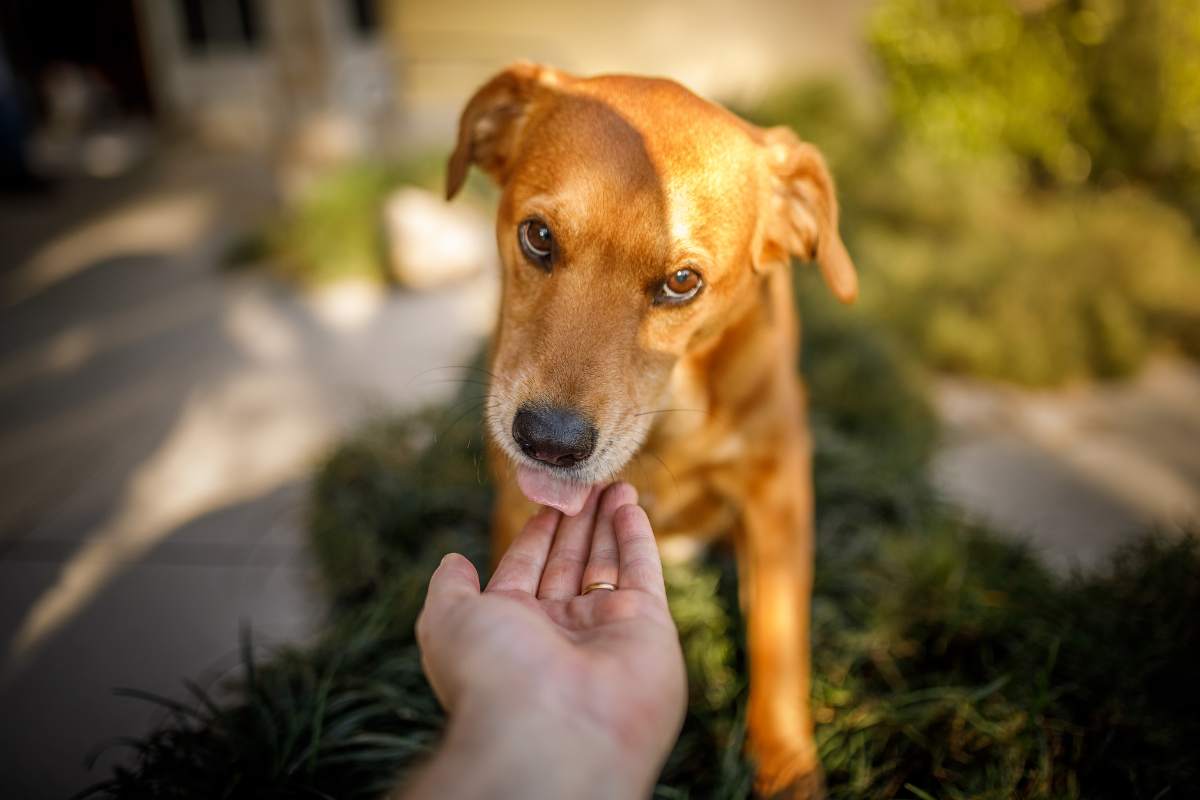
(537, 485, 603, 600)
(418, 552, 480, 630)
(581, 482, 637, 591)
(485, 506, 560, 595)
(415, 554, 480, 710)
(614, 503, 666, 597)
(426, 552, 481, 603)
(415, 553, 481, 703)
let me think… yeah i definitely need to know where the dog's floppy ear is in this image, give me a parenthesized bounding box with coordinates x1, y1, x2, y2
(756, 126, 858, 303)
(446, 61, 554, 200)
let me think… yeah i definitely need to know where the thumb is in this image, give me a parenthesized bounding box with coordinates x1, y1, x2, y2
(417, 553, 481, 710)
(417, 552, 480, 652)
(425, 552, 481, 611)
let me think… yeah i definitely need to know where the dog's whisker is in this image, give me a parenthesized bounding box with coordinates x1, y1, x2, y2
(412, 363, 499, 380)
(644, 449, 679, 492)
(439, 392, 489, 416)
(633, 407, 705, 418)
(431, 397, 488, 448)
(422, 377, 493, 390)
(402, 364, 497, 397)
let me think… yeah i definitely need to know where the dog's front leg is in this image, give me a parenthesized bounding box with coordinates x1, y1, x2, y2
(734, 442, 822, 799)
(488, 468, 537, 570)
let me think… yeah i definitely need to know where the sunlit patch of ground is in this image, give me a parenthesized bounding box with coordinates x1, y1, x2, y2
(934, 358, 1200, 571)
(0, 150, 499, 797)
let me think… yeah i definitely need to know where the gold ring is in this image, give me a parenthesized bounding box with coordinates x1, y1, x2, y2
(582, 581, 617, 595)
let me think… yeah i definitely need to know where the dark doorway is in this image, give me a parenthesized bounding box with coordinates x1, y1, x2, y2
(0, 0, 155, 122)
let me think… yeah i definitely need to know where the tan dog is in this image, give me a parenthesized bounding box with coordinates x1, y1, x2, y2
(446, 62, 857, 798)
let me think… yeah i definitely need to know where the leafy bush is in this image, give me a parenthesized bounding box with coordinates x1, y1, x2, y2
(856, 178, 1200, 384)
(748, 81, 1200, 385)
(267, 162, 415, 286)
(869, 0, 1200, 221)
(79, 285, 1199, 799)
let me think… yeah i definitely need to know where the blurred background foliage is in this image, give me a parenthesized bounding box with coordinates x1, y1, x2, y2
(746, 1, 1200, 386)
(853, 0, 1200, 384)
(225, 153, 456, 287)
(870, 0, 1200, 209)
(265, 161, 432, 287)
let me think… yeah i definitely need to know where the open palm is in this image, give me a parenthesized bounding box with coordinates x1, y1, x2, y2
(415, 483, 686, 778)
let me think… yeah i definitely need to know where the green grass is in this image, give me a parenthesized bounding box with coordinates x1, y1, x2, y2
(78, 279, 1200, 799)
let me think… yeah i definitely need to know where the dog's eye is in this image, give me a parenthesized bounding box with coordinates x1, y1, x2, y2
(518, 218, 554, 269)
(655, 268, 703, 305)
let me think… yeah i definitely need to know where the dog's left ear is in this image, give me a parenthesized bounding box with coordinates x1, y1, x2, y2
(755, 127, 858, 303)
(446, 61, 556, 200)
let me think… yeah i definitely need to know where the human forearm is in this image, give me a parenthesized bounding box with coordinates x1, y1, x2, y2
(399, 695, 652, 800)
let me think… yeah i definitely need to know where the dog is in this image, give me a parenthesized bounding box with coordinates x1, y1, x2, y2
(446, 62, 858, 798)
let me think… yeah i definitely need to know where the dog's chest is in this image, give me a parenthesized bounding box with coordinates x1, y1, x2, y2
(621, 426, 747, 553)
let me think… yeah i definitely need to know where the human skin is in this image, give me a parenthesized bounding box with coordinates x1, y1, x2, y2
(399, 482, 687, 800)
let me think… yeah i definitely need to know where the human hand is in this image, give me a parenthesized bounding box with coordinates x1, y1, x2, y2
(407, 483, 686, 800)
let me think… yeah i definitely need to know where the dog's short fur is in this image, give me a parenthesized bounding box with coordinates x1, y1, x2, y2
(447, 63, 858, 798)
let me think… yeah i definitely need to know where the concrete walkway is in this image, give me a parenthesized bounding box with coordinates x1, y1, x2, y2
(933, 361, 1200, 572)
(0, 152, 496, 799)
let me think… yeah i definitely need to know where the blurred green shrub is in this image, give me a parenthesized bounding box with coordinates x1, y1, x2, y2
(858, 177, 1200, 384)
(749, 79, 1200, 386)
(268, 162, 417, 286)
(870, 0, 1200, 222)
(226, 152, 478, 287)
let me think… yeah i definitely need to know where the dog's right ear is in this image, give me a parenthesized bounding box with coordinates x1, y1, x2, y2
(446, 62, 553, 200)
(756, 126, 858, 304)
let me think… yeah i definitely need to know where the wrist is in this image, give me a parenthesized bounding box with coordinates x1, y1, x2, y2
(411, 690, 656, 800)
(459, 691, 652, 799)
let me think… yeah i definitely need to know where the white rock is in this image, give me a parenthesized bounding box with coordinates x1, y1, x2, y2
(383, 187, 493, 289)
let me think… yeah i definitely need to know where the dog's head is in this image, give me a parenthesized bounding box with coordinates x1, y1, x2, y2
(447, 63, 857, 514)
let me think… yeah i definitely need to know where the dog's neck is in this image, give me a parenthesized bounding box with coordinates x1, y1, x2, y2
(657, 264, 800, 440)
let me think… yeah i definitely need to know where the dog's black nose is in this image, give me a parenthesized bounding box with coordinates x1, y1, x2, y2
(512, 405, 597, 468)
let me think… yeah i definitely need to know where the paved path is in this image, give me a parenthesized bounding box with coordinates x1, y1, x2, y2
(0, 153, 497, 799)
(933, 361, 1200, 572)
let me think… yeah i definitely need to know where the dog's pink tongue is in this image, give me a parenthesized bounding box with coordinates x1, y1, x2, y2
(516, 465, 592, 516)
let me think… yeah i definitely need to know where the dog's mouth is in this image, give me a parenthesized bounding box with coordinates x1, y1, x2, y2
(514, 463, 593, 516)
(487, 395, 652, 515)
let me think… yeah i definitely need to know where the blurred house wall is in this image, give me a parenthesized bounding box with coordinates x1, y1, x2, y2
(386, 0, 878, 146)
(129, 0, 877, 160)
(135, 0, 396, 158)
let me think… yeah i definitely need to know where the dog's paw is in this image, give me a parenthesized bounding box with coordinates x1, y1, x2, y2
(753, 753, 825, 800)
